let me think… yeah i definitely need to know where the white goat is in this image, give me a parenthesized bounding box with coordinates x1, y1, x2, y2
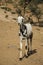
(17, 15, 33, 60)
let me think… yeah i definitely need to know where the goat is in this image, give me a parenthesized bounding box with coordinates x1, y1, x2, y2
(17, 15, 33, 60)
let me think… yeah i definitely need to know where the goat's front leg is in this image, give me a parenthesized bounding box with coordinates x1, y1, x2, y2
(25, 38, 29, 58)
(19, 36, 23, 60)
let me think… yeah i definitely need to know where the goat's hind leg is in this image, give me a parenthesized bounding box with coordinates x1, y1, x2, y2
(30, 32, 33, 54)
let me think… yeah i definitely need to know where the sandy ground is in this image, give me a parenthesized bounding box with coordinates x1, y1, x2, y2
(0, 8, 43, 65)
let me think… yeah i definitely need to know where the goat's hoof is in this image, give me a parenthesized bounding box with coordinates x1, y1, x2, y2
(19, 58, 22, 61)
(25, 55, 28, 58)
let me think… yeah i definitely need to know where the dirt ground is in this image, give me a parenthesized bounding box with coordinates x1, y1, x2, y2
(0, 8, 43, 65)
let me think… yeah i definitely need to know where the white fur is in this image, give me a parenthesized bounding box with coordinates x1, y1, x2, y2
(25, 23, 32, 37)
(17, 16, 24, 24)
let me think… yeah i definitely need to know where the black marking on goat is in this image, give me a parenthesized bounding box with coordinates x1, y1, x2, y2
(20, 24, 27, 37)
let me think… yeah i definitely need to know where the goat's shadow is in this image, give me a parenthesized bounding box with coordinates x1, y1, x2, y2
(23, 49, 37, 59)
